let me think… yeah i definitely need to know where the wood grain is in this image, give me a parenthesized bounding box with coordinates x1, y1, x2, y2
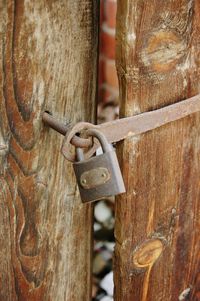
(0, 1, 98, 300)
(114, 0, 200, 300)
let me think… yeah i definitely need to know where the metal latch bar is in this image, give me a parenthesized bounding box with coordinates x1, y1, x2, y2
(42, 94, 200, 161)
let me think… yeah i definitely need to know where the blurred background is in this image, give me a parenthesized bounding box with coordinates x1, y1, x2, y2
(93, 1, 118, 300)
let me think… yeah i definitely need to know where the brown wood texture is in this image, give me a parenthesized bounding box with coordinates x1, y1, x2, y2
(0, 1, 98, 300)
(115, 1, 200, 301)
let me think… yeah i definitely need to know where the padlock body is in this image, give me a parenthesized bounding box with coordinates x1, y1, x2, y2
(73, 150, 125, 203)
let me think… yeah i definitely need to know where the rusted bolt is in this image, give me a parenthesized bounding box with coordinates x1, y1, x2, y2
(42, 112, 91, 148)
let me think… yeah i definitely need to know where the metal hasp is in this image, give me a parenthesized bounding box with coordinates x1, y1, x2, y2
(42, 94, 200, 161)
(73, 129, 126, 203)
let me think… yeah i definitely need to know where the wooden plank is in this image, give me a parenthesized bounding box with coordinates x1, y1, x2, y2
(0, 1, 98, 300)
(114, 1, 200, 300)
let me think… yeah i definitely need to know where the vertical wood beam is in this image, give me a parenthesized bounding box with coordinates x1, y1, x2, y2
(114, 1, 200, 300)
(0, 1, 98, 300)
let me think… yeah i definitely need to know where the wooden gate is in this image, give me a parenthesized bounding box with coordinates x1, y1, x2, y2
(0, 1, 199, 301)
(0, 1, 98, 300)
(115, 1, 200, 301)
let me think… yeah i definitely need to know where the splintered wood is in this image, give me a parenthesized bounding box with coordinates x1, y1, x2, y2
(0, 1, 98, 300)
(114, 1, 200, 301)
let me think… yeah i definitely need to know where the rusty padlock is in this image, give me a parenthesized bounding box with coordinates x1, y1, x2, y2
(73, 129, 126, 203)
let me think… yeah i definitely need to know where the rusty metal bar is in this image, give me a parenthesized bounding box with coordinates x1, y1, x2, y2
(42, 112, 91, 148)
(42, 112, 68, 135)
(62, 94, 200, 161)
(43, 94, 200, 161)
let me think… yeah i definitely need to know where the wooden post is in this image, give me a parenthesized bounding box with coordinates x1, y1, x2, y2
(0, 1, 98, 300)
(115, 1, 200, 301)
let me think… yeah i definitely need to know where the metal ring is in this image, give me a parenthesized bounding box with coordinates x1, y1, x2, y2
(62, 122, 98, 162)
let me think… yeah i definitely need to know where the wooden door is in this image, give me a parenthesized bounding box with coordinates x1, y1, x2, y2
(114, 1, 200, 301)
(0, 1, 98, 300)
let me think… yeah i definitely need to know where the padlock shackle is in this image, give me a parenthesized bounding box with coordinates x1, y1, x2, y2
(86, 128, 113, 153)
(76, 148, 85, 162)
(75, 129, 113, 162)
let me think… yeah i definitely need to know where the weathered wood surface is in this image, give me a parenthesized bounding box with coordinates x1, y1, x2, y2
(115, 1, 200, 300)
(0, 1, 98, 300)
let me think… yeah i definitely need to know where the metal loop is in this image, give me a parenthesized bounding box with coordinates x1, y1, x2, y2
(62, 122, 98, 162)
(85, 128, 113, 153)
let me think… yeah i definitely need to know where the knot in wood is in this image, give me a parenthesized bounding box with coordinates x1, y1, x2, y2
(133, 239, 164, 268)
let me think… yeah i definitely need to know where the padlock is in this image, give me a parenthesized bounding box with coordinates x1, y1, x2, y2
(73, 128, 126, 203)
